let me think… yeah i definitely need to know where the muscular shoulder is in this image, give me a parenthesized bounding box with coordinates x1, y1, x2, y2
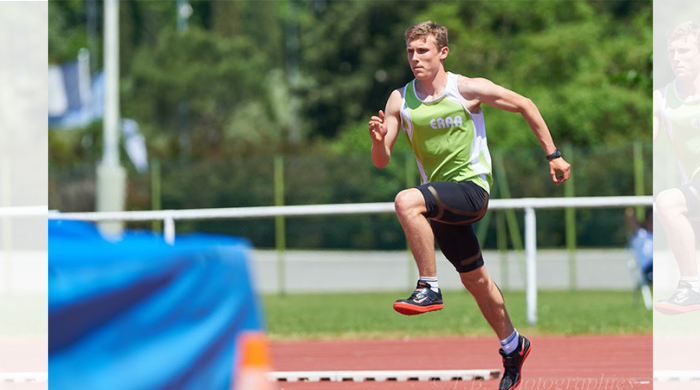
(455, 75, 497, 100)
(391, 87, 406, 100)
(380, 88, 405, 120)
(386, 88, 404, 112)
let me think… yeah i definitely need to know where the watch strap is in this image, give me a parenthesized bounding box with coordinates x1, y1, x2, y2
(546, 148, 561, 161)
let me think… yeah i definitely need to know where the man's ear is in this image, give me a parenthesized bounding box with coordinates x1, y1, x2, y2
(440, 46, 449, 60)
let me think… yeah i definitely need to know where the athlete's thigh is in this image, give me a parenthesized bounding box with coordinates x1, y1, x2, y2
(431, 220, 484, 273)
(415, 181, 489, 225)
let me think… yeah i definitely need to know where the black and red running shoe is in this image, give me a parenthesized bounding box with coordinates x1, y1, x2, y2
(498, 335, 532, 390)
(392, 280, 443, 315)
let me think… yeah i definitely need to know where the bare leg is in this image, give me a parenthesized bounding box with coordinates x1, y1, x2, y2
(394, 188, 436, 277)
(460, 266, 514, 340)
(657, 188, 697, 278)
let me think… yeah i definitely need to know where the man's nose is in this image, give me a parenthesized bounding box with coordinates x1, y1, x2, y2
(672, 51, 681, 63)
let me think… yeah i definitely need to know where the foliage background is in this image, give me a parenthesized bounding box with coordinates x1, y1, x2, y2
(49, 0, 653, 250)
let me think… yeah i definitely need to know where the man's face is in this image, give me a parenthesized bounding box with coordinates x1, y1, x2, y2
(668, 36, 700, 81)
(406, 36, 448, 80)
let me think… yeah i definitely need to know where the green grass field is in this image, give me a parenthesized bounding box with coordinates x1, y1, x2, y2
(262, 289, 652, 340)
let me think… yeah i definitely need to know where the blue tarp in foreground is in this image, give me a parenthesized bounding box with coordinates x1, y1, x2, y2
(49, 220, 265, 390)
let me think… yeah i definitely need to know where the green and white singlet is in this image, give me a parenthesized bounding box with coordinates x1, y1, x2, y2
(400, 72, 492, 192)
(662, 79, 700, 183)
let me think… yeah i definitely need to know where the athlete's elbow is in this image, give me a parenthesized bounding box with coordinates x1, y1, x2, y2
(372, 154, 390, 169)
(373, 159, 389, 169)
(519, 98, 536, 114)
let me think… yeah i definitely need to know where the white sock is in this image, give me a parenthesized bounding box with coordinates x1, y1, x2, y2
(419, 276, 440, 293)
(681, 277, 700, 293)
(500, 329, 520, 355)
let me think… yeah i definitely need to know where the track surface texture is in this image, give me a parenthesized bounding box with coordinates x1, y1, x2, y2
(271, 335, 652, 390)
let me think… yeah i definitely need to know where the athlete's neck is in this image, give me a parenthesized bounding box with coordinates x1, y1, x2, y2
(415, 70, 448, 100)
(676, 73, 700, 100)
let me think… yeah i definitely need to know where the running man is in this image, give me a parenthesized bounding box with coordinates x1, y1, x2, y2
(654, 21, 700, 315)
(368, 21, 570, 390)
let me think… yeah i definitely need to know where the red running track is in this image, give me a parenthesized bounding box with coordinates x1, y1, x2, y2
(271, 335, 652, 390)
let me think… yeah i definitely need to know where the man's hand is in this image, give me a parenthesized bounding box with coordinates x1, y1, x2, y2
(549, 158, 571, 185)
(369, 91, 402, 169)
(369, 110, 388, 145)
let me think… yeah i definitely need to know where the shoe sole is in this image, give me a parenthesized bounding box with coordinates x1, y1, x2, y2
(502, 340, 532, 390)
(654, 302, 700, 315)
(392, 302, 443, 315)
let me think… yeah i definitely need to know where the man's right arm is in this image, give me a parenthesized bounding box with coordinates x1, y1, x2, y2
(369, 89, 403, 169)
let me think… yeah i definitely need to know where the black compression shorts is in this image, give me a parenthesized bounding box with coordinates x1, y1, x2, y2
(416, 181, 489, 273)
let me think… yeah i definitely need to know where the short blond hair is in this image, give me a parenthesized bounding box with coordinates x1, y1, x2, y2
(667, 21, 700, 48)
(404, 21, 448, 50)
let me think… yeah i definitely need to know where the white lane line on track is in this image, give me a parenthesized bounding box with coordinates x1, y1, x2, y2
(267, 369, 501, 382)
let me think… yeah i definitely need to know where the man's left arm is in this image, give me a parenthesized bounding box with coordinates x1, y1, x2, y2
(459, 76, 571, 185)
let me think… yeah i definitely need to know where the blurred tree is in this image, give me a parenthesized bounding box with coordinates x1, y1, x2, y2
(49, 0, 651, 160)
(123, 26, 277, 158)
(49, 0, 90, 63)
(48, 1, 653, 250)
(293, 0, 430, 139)
(321, 0, 650, 156)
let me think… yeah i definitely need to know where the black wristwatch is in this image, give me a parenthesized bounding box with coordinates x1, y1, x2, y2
(546, 148, 561, 161)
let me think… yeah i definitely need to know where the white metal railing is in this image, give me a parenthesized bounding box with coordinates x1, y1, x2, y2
(0, 206, 48, 217)
(49, 196, 653, 326)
